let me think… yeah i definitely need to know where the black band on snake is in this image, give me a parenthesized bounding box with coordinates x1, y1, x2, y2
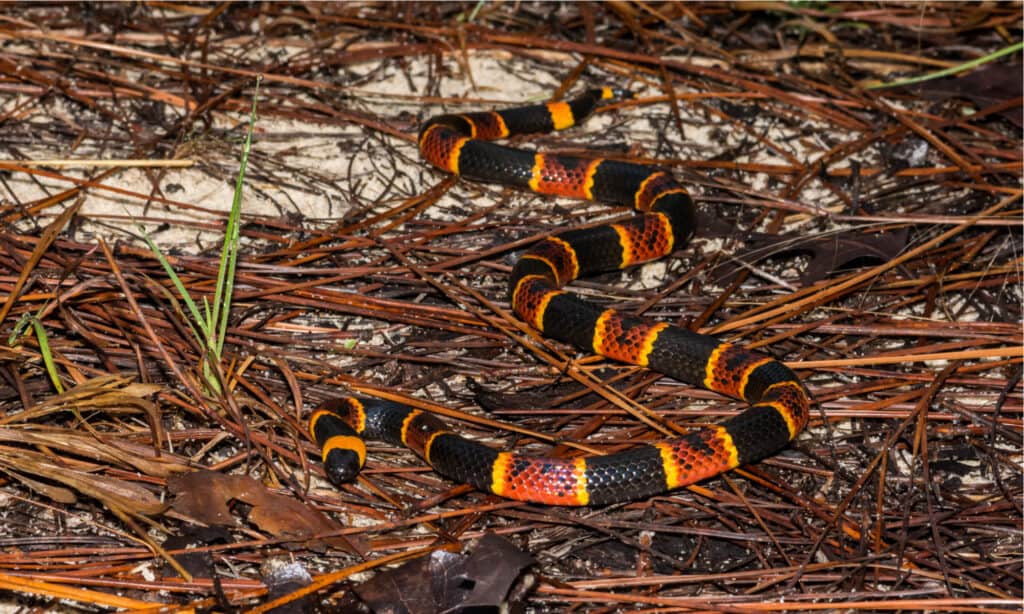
(310, 88, 811, 506)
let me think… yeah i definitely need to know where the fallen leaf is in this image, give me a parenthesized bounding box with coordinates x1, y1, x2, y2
(0, 427, 190, 477)
(713, 228, 909, 286)
(0, 376, 165, 450)
(168, 470, 364, 555)
(794, 228, 910, 284)
(351, 533, 534, 614)
(910, 63, 1023, 127)
(163, 526, 234, 579)
(0, 446, 166, 514)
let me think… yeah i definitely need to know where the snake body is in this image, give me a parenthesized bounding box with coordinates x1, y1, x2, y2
(310, 88, 811, 505)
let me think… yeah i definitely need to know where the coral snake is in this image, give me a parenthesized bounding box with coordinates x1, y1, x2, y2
(310, 88, 811, 506)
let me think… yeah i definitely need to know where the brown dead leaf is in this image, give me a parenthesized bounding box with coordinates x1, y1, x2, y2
(0, 428, 191, 477)
(351, 533, 534, 613)
(0, 446, 166, 514)
(911, 63, 1023, 127)
(0, 467, 78, 504)
(0, 377, 167, 472)
(0, 375, 161, 423)
(168, 470, 364, 555)
(713, 228, 910, 286)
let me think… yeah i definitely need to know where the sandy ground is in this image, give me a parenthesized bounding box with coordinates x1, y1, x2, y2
(5, 51, 850, 255)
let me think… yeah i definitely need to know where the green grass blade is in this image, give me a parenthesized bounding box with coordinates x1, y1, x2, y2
(7, 311, 33, 346)
(868, 41, 1023, 90)
(211, 77, 261, 358)
(144, 272, 208, 358)
(30, 316, 63, 394)
(139, 230, 211, 343)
